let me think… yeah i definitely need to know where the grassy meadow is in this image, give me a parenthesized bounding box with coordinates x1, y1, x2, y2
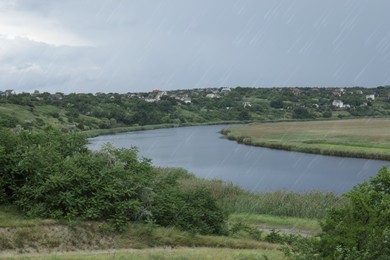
(0, 248, 285, 260)
(222, 118, 390, 160)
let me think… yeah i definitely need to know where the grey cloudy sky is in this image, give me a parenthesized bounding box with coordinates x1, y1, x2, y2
(1, 0, 390, 93)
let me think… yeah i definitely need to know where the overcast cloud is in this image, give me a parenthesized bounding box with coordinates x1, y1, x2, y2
(1, 0, 390, 93)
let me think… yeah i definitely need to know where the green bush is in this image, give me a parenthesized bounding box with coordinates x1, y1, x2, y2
(287, 166, 390, 259)
(318, 166, 390, 259)
(0, 128, 226, 233)
(15, 144, 154, 230)
(151, 172, 227, 235)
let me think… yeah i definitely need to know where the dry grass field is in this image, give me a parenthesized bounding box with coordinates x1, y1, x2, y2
(222, 119, 390, 160)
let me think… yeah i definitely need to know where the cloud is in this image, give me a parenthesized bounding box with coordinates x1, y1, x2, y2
(0, 10, 92, 46)
(1, 0, 390, 93)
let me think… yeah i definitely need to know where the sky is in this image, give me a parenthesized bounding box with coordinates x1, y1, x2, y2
(1, 0, 390, 94)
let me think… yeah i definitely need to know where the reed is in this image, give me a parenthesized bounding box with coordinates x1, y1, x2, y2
(157, 168, 346, 219)
(222, 119, 390, 161)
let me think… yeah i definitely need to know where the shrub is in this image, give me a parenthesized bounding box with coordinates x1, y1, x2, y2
(0, 128, 226, 234)
(286, 166, 390, 259)
(151, 172, 226, 235)
(15, 144, 154, 230)
(318, 166, 390, 259)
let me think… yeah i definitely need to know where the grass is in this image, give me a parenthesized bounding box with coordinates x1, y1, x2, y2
(0, 169, 341, 257)
(0, 197, 283, 254)
(229, 214, 321, 234)
(0, 104, 67, 128)
(1, 248, 285, 259)
(0, 168, 333, 257)
(222, 118, 390, 160)
(162, 168, 346, 219)
(0, 220, 280, 254)
(0, 206, 56, 228)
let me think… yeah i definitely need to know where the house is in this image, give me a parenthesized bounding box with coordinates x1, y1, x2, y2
(206, 93, 220, 98)
(243, 102, 252, 108)
(332, 100, 345, 108)
(338, 88, 345, 94)
(5, 89, 15, 96)
(356, 90, 363, 95)
(366, 94, 375, 100)
(182, 98, 191, 104)
(0, 91, 4, 96)
(291, 88, 300, 95)
(220, 87, 232, 93)
(53, 92, 64, 100)
(332, 91, 342, 97)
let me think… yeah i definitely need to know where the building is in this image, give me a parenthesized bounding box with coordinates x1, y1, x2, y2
(5, 89, 15, 96)
(366, 94, 375, 100)
(291, 88, 300, 95)
(332, 100, 345, 108)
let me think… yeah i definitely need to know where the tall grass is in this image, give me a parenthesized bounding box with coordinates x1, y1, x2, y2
(221, 119, 390, 161)
(155, 168, 347, 219)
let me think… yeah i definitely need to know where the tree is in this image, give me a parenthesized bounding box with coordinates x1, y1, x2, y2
(270, 99, 284, 109)
(322, 110, 332, 118)
(292, 107, 313, 119)
(0, 128, 227, 233)
(151, 171, 226, 235)
(288, 167, 390, 259)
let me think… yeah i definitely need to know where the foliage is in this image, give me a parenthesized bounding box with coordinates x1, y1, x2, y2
(292, 107, 314, 119)
(151, 172, 227, 235)
(2, 86, 390, 132)
(318, 166, 390, 259)
(0, 128, 226, 233)
(286, 166, 390, 259)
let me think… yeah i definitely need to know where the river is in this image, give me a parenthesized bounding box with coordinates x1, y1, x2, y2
(88, 125, 389, 193)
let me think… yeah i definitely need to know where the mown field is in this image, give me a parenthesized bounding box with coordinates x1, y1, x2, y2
(222, 118, 390, 160)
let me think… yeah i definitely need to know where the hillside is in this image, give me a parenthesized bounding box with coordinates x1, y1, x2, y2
(1, 86, 390, 132)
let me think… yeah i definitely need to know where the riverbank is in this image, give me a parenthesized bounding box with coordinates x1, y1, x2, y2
(83, 120, 248, 138)
(222, 118, 390, 161)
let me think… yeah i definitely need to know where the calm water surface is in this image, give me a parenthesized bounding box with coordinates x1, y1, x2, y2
(88, 125, 389, 193)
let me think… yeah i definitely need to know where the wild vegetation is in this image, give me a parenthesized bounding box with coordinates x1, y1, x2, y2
(0, 127, 389, 259)
(1, 86, 390, 132)
(0, 128, 226, 234)
(285, 166, 390, 259)
(1, 86, 390, 258)
(222, 119, 390, 160)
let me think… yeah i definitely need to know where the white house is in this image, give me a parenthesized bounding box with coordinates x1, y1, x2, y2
(366, 94, 375, 100)
(220, 87, 232, 93)
(243, 102, 252, 108)
(5, 89, 15, 96)
(332, 100, 344, 108)
(182, 98, 191, 104)
(206, 93, 220, 98)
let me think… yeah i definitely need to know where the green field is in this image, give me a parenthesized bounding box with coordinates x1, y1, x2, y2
(222, 119, 390, 160)
(0, 248, 285, 260)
